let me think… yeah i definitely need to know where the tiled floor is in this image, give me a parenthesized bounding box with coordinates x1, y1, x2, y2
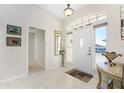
(0, 67, 107, 89)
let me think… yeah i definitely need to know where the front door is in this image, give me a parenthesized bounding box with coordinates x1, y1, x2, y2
(73, 26, 94, 74)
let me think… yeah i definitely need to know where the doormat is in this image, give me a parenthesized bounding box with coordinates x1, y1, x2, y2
(66, 69, 93, 83)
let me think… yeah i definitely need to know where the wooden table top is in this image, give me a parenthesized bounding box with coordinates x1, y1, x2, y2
(96, 62, 123, 79)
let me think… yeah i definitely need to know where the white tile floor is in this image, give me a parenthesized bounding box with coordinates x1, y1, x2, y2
(0, 67, 107, 89)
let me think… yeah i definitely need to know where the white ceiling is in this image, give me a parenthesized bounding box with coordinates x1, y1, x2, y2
(38, 4, 86, 19)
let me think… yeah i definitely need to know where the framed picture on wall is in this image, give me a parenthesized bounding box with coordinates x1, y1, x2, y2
(6, 37, 21, 46)
(7, 24, 22, 35)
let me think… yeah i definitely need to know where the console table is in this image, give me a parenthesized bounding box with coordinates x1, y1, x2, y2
(96, 62, 123, 89)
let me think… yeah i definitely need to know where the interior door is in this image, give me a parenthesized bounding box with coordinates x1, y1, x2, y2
(73, 26, 94, 74)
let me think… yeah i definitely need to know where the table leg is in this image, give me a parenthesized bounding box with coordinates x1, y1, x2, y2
(97, 70, 102, 89)
(113, 80, 122, 89)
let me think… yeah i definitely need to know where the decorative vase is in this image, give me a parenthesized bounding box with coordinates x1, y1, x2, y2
(59, 50, 65, 66)
(102, 51, 122, 66)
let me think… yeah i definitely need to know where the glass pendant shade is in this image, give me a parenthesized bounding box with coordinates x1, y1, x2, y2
(64, 4, 74, 16)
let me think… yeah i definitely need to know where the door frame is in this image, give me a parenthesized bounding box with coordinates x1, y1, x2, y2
(27, 25, 46, 75)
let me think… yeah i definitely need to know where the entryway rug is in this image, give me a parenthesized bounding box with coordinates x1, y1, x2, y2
(66, 69, 93, 83)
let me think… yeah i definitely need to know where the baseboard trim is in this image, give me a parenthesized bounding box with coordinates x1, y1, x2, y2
(0, 74, 26, 83)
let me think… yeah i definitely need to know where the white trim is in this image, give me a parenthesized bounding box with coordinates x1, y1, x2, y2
(92, 26, 96, 73)
(26, 24, 29, 76)
(0, 74, 26, 83)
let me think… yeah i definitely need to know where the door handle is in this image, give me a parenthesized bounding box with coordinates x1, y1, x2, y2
(88, 46, 91, 55)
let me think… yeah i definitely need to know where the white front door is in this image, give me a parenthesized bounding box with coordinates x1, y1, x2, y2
(73, 26, 94, 74)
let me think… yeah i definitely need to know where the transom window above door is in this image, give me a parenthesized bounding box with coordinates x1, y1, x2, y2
(66, 11, 107, 32)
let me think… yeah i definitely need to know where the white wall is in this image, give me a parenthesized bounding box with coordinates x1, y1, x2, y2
(0, 4, 63, 81)
(64, 4, 124, 64)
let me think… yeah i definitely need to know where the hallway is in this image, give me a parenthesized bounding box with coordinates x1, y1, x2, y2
(28, 64, 43, 74)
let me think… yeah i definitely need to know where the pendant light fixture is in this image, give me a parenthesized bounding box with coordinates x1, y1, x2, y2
(64, 4, 74, 16)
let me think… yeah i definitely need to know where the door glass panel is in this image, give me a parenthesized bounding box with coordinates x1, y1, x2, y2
(80, 38, 83, 48)
(90, 19, 97, 23)
(98, 16, 106, 21)
(95, 26, 107, 64)
(83, 16, 89, 22)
